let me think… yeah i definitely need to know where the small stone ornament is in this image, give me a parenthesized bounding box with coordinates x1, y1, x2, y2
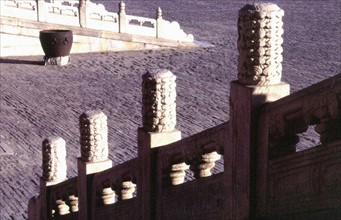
(102, 187, 116, 205)
(121, 181, 136, 200)
(56, 199, 70, 215)
(169, 162, 190, 185)
(198, 151, 221, 177)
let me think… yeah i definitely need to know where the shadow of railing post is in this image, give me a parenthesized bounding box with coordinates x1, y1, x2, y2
(226, 3, 289, 219)
(137, 69, 181, 220)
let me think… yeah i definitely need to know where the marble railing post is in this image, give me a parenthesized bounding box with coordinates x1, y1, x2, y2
(77, 110, 112, 220)
(40, 137, 68, 220)
(226, 3, 289, 219)
(79, 0, 89, 27)
(138, 69, 181, 220)
(36, 0, 46, 22)
(156, 7, 164, 38)
(118, 1, 127, 33)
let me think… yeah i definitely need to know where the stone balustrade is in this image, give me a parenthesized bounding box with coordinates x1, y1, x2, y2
(1, 0, 194, 42)
(27, 3, 341, 219)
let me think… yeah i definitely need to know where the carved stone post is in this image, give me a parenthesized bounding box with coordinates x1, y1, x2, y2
(40, 137, 67, 220)
(79, 0, 89, 27)
(36, 0, 46, 22)
(138, 69, 181, 220)
(156, 7, 164, 38)
(226, 3, 289, 219)
(77, 110, 112, 220)
(118, 1, 127, 33)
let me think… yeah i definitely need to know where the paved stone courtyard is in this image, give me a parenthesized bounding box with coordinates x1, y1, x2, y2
(0, 0, 340, 219)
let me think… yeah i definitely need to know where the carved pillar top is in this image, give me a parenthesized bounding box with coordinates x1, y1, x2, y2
(119, 1, 126, 14)
(237, 3, 284, 85)
(142, 69, 177, 132)
(156, 7, 162, 19)
(79, 110, 108, 162)
(42, 136, 67, 182)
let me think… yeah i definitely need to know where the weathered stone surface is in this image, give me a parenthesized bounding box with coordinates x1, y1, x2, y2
(79, 110, 108, 162)
(142, 69, 177, 132)
(237, 3, 284, 85)
(42, 137, 67, 182)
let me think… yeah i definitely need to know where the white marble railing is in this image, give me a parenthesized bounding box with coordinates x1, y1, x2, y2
(0, 0, 194, 42)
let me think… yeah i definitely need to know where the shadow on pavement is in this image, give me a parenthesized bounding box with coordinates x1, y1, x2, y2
(0, 58, 44, 65)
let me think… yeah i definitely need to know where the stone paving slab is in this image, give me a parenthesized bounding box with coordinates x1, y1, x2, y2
(0, 0, 340, 219)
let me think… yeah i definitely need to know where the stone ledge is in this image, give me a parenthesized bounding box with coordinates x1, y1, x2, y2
(0, 16, 206, 57)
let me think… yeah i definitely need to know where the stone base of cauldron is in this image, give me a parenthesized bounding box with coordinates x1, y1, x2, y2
(43, 56, 70, 66)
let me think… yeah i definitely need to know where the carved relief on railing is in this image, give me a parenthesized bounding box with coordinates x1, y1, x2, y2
(13, 0, 36, 10)
(46, 3, 78, 16)
(0, 0, 36, 11)
(92, 158, 138, 208)
(91, 12, 118, 22)
(79, 110, 109, 162)
(237, 3, 284, 85)
(127, 15, 156, 28)
(48, 177, 78, 217)
(158, 122, 228, 187)
(265, 75, 341, 157)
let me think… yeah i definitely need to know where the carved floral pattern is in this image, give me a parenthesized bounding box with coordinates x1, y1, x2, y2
(142, 69, 177, 132)
(79, 110, 108, 162)
(237, 3, 284, 85)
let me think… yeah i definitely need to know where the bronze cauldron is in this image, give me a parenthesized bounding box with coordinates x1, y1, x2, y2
(39, 30, 73, 57)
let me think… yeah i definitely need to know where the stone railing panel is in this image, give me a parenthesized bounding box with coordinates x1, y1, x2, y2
(261, 75, 340, 158)
(47, 177, 78, 218)
(157, 122, 228, 187)
(155, 122, 229, 219)
(266, 140, 341, 218)
(126, 15, 157, 37)
(91, 158, 138, 219)
(1, 0, 37, 20)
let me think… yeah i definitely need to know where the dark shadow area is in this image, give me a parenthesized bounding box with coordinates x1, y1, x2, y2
(0, 58, 44, 65)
